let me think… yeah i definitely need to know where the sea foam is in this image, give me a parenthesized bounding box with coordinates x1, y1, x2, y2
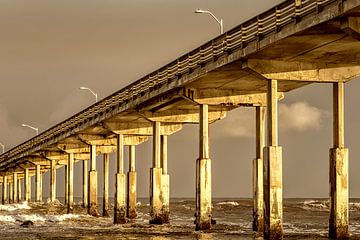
(0, 202, 31, 212)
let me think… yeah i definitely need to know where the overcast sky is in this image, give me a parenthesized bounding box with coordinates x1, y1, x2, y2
(1, 0, 360, 199)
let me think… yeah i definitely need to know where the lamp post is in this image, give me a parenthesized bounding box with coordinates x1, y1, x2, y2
(0, 143, 4, 154)
(79, 86, 98, 103)
(195, 8, 223, 34)
(21, 124, 39, 135)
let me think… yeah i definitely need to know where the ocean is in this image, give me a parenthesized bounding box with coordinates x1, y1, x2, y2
(0, 198, 360, 239)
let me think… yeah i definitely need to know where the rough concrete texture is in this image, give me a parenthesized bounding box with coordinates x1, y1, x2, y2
(9, 182, 13, 204)
(82, 160, 88, 208)
(195, 158, 212, 231)
(88, 170, 99, 216)
(264, 146, 283, 240)
(127, 171, 137, 219)
(114, 173, 126, 224)
(150, 168, 169, 224)
(253, 158, 264, 233)
(2, 177, 7, 204)
(329, 148, 349, 239)
(161, 174, 170, 223)
(35, 165, 41, 202)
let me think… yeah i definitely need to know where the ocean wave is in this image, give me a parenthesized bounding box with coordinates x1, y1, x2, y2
(0, 202, 31, 212)
(216, 201, 239, 206)
(301, 200, 329, 210)
(0, 213, 81, 223)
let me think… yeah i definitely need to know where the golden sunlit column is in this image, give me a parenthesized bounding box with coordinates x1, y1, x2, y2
(195, 104, 212, 230)
(2, 176, 7, 204)
(329, 82, 349, 239)
(9, 179, 13, 204)
(35, 165, 42, 202)
(126, 145, 137, 219)
(114, 134, 126, 224)
(264, 80, 283, 239)
(103, 153, 110, 217)
(161, 135, 170, 223)
(82, 160, 88, 208)
(150, 122, 167, 224)
(68, 153, 74, 213)
(253, 106, 265, 232)
(25, 168, 31, 202)
(17, 177, 22, 203)
(64, 165, 68, 205)
(50, 160, 56, 202)
(13, 172, 18, 203)
(88, 145, 99, 216)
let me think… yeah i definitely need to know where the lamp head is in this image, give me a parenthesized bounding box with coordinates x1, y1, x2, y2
(79, 86, 88, 90)
(21, 124, 26, 127)
(195, 8, 206, 14)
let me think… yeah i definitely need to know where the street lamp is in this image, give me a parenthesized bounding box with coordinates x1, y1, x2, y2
(195, 8, 223, 34)
(21, 124, 39, 135)
(0, 143, 4, 154)
(79, 86, 98, 103)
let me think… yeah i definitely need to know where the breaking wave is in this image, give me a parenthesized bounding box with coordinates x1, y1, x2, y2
(217, 201, 239, 206)
(0, 202, 31, 212)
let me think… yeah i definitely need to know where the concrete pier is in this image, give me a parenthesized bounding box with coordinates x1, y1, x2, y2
(83, 160, 88, 208)
(9, 181, 13, 204)
(64, 165, 68, 205)
(17, 177, 22, 203)
(2, 176, 7, 204)
(264, 80, 283, 239)
(329, 82, 349, 239)
(88, 144, 99, 216)
(25, 168, 31, 202)
(68, 153, 74, 213)
(35, 165, 42, 202)
(195, 104, 212, 230)
(50, 160, 56, 202)
(13, 173, 18, 203)
(127, 145, 137, 219)
(253, 106, 265, 232)
(103, 153, 109, 217)
(114, 134, 126, 224)
(161, 135, 170, 222)
(150, 122, 168, 224)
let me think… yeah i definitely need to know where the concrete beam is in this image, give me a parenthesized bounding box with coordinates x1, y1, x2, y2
(140, 109, 227, 124)
(104, 122, 182, 136)
(341, 17, 360, 41)
(246, 59, 360, 82)
(183, 88, 283, 107)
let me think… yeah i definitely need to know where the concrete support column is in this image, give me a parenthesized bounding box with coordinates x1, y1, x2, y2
(127, 145, 137, 219)
(17, 178, 22, 203)
(88, 144, 99, 216)
(64, 165, 68, 205)
(195, 104, 212, 231)
(2, 176, 7, 204)
(329, 82, 349, 239)
(253, 106, 265, 232)
(13, 173, 18, 203)
(114, 134, 126, 224)
(25, 168, 31, 202)
(67, 153, 74, 213)
(161, 135, 170, 222)
(82, 160, 88, 208)
(35, 165, 42, 202)
(150, 122, 168, 224)
(103, 153, 109, 217)
(9, 181, 13, 204)
(264, 79, 283, 239)
(50, 160, 56, 202)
